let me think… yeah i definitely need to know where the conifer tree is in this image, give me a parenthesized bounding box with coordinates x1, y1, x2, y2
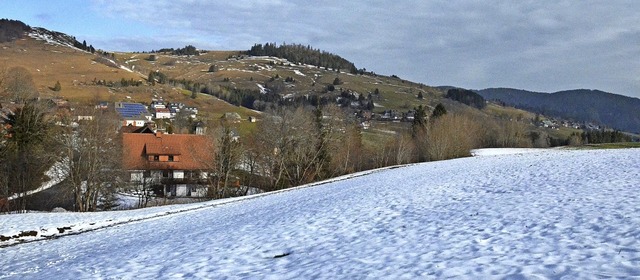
(53, 81, 61, 91)
(412, 105, 427, 138)
(431, 103, 447, 120)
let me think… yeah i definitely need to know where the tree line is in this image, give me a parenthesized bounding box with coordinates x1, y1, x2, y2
(247, 43, 358, 74)
(148, 45, 200, 56)
(0, 19, 31, 43)
(568, 130, 632, 145)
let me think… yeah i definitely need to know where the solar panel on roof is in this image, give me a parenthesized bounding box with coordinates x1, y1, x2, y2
(116, 102, 149, 118)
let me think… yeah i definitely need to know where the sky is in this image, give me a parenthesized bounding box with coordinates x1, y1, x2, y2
(4, 0, 640, 98)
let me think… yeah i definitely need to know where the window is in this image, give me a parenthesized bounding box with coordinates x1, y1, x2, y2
(153, 155, 159, 161)
(168, 155, 174, 162)
(162, 170, 169, 178)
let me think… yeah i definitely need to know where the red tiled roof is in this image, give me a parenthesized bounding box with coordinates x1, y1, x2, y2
(122, 132, 214, 171)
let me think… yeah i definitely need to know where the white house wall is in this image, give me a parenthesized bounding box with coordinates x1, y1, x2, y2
(173, 170, 184, 179)
(176, 184, 188, 197)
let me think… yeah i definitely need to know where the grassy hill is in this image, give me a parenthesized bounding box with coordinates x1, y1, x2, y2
(0, 21, 585, 144)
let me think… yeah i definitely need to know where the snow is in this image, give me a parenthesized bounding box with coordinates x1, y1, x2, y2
(293, 69, 306, 76)
(27, 30, 81, 51)
(1, 149, 640, 279)
(119, 65, 134, 72)
(7, 161, 66, 201)
(471, 148, 548, 157)
(256, 83, 267, 94)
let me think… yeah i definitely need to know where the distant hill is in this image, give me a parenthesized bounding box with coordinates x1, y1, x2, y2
(477, 88, 640, 133)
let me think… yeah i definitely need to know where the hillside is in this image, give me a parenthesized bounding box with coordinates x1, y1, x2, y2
(0, 20, 260, 124)
(0, 19, 620, 148)
(477, 88, 640, 133)
(1, 148, 639, 278)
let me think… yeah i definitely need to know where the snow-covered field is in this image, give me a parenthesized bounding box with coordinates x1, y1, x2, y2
(1, 148, 639, 279)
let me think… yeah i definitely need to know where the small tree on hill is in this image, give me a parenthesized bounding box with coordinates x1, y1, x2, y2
(53, 81, 61, 92)
(431, 103, 447, 120)
(412, 105, 427, 137)
(333, 77, 342, 85)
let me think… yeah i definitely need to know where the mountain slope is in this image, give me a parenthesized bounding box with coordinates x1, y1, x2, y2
(478, 88, 640, 133)
(2, 148, 639, 279)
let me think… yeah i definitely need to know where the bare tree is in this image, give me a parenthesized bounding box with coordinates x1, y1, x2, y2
(325, 107, 364, 175)
(57, 107, 124, 211)
(394, 133, 416, 165)
(1, 66, 38, 103)
(251, 106, 331, 190)
(426, 113, 483, 161)
(208, 119, 242, 198)
(494, 119, 532, 148)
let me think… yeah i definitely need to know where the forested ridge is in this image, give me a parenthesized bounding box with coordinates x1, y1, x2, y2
(247, 43, 358, 74)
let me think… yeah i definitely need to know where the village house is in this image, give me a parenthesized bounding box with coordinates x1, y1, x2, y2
(192, 121, 206, 135)
(150, 100, 166, 109)
(183, 107, 198, 119)
(115, 102, 153, 127)
(122, 132, 214, 197)
(95, 101, 109, 110)
(154, 108, 171, 119)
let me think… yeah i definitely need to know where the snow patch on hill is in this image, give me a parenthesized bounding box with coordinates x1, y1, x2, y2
(27, 27, 83, 52)
(256, 83, 267, 94)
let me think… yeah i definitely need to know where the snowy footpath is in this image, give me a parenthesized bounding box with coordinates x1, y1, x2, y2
(1, 148, 639, 279)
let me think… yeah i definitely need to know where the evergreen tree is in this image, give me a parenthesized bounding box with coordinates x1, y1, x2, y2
(0, 102, 55, 212)
(53, 81, 61, 91)
(333, 77, 342, 85)
(445, 89, 486, 109)
(366, 100, 374, 110)
(411, 105, 427, 138)
(431, 103, 447, 120)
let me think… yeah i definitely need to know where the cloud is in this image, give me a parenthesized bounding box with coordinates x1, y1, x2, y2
(91, 0, 640, 98)
(34, 13, 53, 23)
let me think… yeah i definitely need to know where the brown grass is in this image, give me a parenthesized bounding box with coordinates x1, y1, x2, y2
(1, 36, 585, 141)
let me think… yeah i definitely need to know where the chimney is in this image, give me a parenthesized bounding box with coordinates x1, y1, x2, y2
(155, 131, 162, 138)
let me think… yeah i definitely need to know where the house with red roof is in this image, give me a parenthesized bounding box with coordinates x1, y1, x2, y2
(122, 132, 215, 197)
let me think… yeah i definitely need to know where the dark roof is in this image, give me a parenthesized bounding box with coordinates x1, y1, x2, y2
(120, 125, 155, 134)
